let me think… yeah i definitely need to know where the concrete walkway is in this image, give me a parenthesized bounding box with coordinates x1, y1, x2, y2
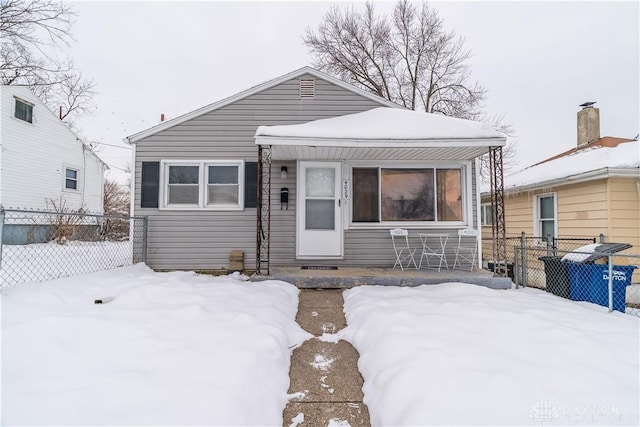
(283, 289, 371, 427)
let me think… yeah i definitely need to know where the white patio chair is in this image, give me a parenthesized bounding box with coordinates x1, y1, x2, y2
(390, 228, 418, 271)
(453, 228, 479, 270)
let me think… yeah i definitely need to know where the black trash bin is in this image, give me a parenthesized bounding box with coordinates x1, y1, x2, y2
(539, 256, 571, 299)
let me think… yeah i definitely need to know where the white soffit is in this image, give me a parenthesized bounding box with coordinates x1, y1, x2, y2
(270, 145, 492, 161)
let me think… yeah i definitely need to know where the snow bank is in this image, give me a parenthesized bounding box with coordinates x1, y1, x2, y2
(256, 107, 503, 141)
(1, 264, 312, 426)
(342, 283, 639, 426)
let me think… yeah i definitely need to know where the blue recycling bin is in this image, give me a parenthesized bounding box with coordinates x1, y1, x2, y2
(566, 263, 637, 312)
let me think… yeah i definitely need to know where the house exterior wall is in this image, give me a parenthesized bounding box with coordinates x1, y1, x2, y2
(134, 74, 390, 270)
(269, 161, 478, 268)
(609, 177, 640, 249)
(0, 86, 104, 213)
(481, 176, 640, 260)
(134, 74, 482, 271)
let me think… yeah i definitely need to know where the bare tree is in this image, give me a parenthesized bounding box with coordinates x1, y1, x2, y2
(102, 178, 131, 240)
(103, 179, 130, 217)
(0, 0, 95, 124)
(304, 0, 516, 178)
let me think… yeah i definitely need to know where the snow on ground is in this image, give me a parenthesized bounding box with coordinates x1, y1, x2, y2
(1, 264, 311, 426)
(341, 283, 640, 426)
(1, 240, 135, 287)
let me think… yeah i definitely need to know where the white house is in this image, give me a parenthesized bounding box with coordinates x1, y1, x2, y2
(0, 85, 106, 213)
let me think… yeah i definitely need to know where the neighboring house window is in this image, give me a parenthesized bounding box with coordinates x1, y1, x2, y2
(481, 203, 493, 226)
(161, 160, 244, 210)
(65, 168, 79, 190)
(535, 194, 556, 241)
(14, 98, 34, 123)
(352, 166, 464, 223)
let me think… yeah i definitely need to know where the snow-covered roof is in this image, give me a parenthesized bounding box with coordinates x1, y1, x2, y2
(255, 107, 504, 142)
(498, 139, 639, 193)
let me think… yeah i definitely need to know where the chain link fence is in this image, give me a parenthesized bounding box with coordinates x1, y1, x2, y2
(483, 232, 639, 317)
(1, 207, 147, 288)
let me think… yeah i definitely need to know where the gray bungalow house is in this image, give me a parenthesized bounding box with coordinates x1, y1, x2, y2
(126, 67, 505, 272)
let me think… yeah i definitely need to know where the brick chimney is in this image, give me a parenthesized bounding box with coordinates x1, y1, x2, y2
(577, 102, 600, 147)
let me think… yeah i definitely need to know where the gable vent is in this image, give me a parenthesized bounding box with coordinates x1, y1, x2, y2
(299, 79, 316, 98)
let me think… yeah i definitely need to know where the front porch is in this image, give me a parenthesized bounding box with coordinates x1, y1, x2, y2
(252, 266, 513, 289)
(253, 108, 509, 277)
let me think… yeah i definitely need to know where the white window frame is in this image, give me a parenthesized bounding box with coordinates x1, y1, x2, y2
(14, 97, 34, 124)
(159, 160, 244, 211)
(480, 203, 493, 226)
(63, 165, 80, 192)
(533, 192, 557, 244)
(11, 96, 35, 125)
(346, 160, 471, 229)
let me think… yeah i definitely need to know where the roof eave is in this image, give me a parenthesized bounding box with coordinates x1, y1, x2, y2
(255, 135, 506, 148)
(482, 167, 639, 196)
(125, 66, 402, 144)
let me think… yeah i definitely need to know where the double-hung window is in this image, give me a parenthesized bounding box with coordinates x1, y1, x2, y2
(64, 167, 79, 190)
(352, 165, 465, 224)
(480, 203, 493, 226)
(535, 194, 556, 242)
(14, 98, 34, 123)
(162, 160, 244, 210)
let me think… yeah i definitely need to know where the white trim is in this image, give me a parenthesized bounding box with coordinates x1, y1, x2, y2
(533, 192, 558, 241)
(256, 135, 506, 148)
(345, 160, 470, 228)
(130, 143, 136, 218)
(159, 159, 245, 211)
(296, 161, 344, 259)
(497, 167, 640, 195)
(480, 203, 493, 226)
(13, 96, 34, 124)
(125, 66, 401, 144)
(475, 158, 482, 268)
(62, 164, 81, 192)
(464, 160, 473, 228)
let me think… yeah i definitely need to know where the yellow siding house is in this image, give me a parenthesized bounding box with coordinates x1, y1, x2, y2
(482, 105, 639, 253)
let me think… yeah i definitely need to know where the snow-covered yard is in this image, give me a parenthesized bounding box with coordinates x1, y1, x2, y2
(3, 266, 639, 426)
(341, 283, 640, 426)
(1, 264, 311, 426)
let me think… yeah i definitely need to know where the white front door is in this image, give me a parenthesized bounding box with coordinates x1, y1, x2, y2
(297, 161, 342, 258)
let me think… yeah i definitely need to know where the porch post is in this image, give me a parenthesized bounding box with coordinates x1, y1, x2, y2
(489, 146, 507, 277)
(256, 145, 272, 275)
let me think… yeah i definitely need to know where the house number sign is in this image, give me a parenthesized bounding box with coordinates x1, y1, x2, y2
(342, 180, 350, 200)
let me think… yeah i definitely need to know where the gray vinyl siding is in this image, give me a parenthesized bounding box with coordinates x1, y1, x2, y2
(268, 161, 479, 268)
(135, 74, 388, 270)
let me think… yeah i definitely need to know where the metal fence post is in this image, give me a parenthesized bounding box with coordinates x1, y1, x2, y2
(514, 246, 520, 288)
(608, 254, 614, 313)
(521, 231, 528, 287)
(142, 216, 148, 264)
(599, 233, 605, 244)
(546, 234, 553, 256)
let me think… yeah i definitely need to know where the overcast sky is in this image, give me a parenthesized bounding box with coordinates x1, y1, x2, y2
(67, 1, 640, 183)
